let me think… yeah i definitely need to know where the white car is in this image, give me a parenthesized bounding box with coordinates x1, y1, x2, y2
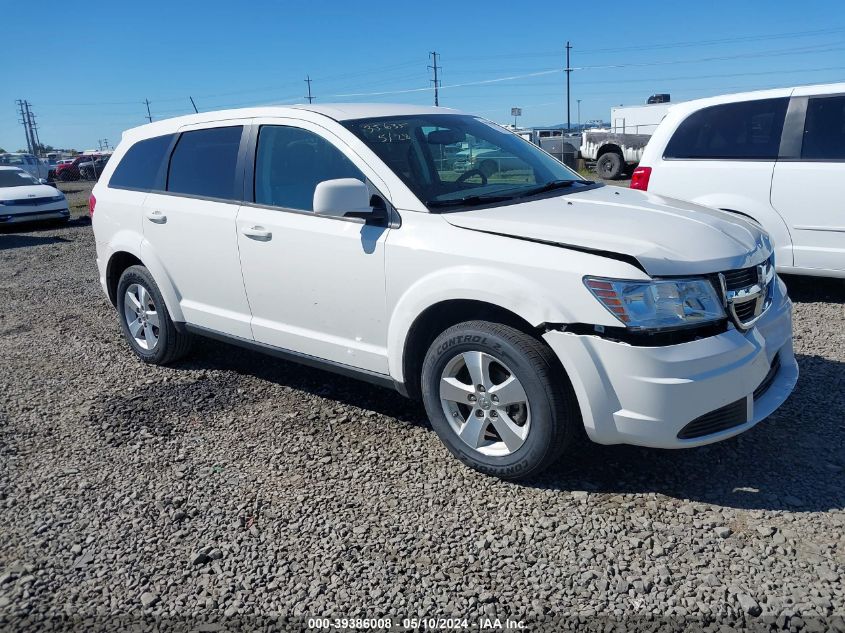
(632, 82, 845, 278)
(0, 167, 69, 224)
(0, 153, 51, 181)
(91, 104, 797, 479)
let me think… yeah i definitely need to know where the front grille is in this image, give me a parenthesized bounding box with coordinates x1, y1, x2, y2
(753, 354, 781, 400)
(677, 398, 747, 440)
(7, 196, 57, 206)
(719, 256, 775, 329)
(733, 300, 757, 321)
(723, 266, 757, 290)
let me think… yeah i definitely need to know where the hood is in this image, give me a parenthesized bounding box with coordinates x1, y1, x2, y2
(442, 185, 771, 276)
(0, 183, 61, 202)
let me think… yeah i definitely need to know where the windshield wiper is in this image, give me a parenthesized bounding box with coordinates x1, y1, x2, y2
(428, 194, 516, 208)
(516, 179, 593, 198)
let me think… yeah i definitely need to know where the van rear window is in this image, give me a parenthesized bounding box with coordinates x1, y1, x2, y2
(664, 98, 788, 160)
(108, 134, 175, 192)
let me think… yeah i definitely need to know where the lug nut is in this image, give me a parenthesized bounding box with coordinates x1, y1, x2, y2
(475, 409, 484, 418)
(491, 395, 499, 403)
(490, 410, 498, 418)
(477, 385, 486, 393)
(468, 394, 477, 402)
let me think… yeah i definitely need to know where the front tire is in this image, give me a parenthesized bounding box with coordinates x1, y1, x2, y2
(421, 321, 578, 480)
(116, 265, 191, 365)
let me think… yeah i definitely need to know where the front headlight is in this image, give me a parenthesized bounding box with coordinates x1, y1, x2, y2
(50, 194, 65, 202)
(584, 276, 725, 331)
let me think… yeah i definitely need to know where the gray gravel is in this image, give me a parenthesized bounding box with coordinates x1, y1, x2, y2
(1, 181, 844, 631)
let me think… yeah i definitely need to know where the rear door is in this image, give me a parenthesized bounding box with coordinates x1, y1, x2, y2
(770, 92, 845, 274)
(141, 121, 254, 339)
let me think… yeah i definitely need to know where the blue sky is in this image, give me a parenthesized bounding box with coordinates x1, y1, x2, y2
(3, 0, 845, 151)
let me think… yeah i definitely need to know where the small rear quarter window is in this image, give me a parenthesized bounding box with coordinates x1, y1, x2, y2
(108, 134, 175, 191)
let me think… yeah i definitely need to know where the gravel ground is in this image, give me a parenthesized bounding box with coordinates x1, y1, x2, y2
(0, 181, 843, 632)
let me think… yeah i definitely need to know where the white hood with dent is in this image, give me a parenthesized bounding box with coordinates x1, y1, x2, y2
(442, 186, 771, 276)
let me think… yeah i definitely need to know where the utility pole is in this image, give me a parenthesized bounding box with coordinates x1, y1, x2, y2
(428, 52, 441, 106)
(577, 99, 582, 130)
(565, 41, 572, 132)
(26, 102, 43, 157)
(189, 96, 199, 113)
(16, 100, 34, 155)
(304, 75, 314, 104)
(144, 99, 153, 123)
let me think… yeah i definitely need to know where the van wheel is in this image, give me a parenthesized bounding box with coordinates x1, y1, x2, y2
(421, 321, 578, 480)
(596, 152, 624, 179)
(116, 265, 191, 365)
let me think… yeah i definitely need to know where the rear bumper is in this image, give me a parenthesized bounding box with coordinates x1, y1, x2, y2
(544, 277, 797, 448)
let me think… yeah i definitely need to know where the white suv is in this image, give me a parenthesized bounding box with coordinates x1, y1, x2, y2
(632, 82, 845, 278)
(91, 104, 797, 479)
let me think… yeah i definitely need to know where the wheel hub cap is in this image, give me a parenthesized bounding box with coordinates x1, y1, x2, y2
(439, 351, 531, 457)
(123, 283, 160, 351)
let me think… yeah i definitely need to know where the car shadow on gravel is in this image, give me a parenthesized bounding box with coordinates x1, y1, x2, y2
(176, 338, 428, 425)
(782, 274, 845, 304)
(531, 352, 845, 513)
(0, 233, 69, 250)
(175, 337, 843, 512)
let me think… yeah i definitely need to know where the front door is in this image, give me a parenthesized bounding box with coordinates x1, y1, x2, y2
(236, 121, 391, 373)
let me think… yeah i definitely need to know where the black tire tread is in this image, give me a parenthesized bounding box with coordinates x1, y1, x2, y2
(118, 265, 191, 365)
(422, 320, 579, 480)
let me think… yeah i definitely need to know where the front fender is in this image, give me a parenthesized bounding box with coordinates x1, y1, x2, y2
(387, 265, 575, 382)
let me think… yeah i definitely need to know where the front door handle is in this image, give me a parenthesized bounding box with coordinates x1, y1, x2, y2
(144, 210, 167, 224)
(241, 225, 272, 240)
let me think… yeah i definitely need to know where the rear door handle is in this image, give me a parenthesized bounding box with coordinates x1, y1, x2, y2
(241, 225, 272, 240)
(144, 210, 167, 224)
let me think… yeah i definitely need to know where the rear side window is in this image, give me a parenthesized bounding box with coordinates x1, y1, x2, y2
(664, 98, 788, 160)
(109, 134, 174, 191)
(167, 126, 243, 200)
(254, 126, 364, 211)
(801, 95, 845, 160)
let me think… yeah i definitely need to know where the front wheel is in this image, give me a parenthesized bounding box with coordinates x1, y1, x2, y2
(421, 321, 579, 479)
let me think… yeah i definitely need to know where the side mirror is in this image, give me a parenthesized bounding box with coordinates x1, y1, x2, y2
(313, 178, 373, 218)
(38, 178, 49, 185)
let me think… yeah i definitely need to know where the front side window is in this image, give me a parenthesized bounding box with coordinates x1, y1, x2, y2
(167, 126, 243, 200)
(254, 125, 364, 211)
(343, 114, 586, 209)
(109, 134, 174, 191)
(802, 95, 845, 160)
(0, 155, 25, 166)
(664, 98, 789, 160)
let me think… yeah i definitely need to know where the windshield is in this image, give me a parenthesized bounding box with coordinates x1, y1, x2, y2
(0, 169, 38, 187)
(343, 114, 592, 209)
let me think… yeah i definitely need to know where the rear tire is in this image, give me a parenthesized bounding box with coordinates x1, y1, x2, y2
(596, 152, 624, 180)
(116, 265, 191, 365)
(421, 321, 578, 480)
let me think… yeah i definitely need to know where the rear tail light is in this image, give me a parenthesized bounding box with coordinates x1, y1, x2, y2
(630, 166, 652, 191)
(88, 194, 96, 217)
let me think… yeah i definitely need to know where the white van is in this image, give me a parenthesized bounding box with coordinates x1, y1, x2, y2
(91, 104, 796, 479)
(633, 82, 845, 278)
